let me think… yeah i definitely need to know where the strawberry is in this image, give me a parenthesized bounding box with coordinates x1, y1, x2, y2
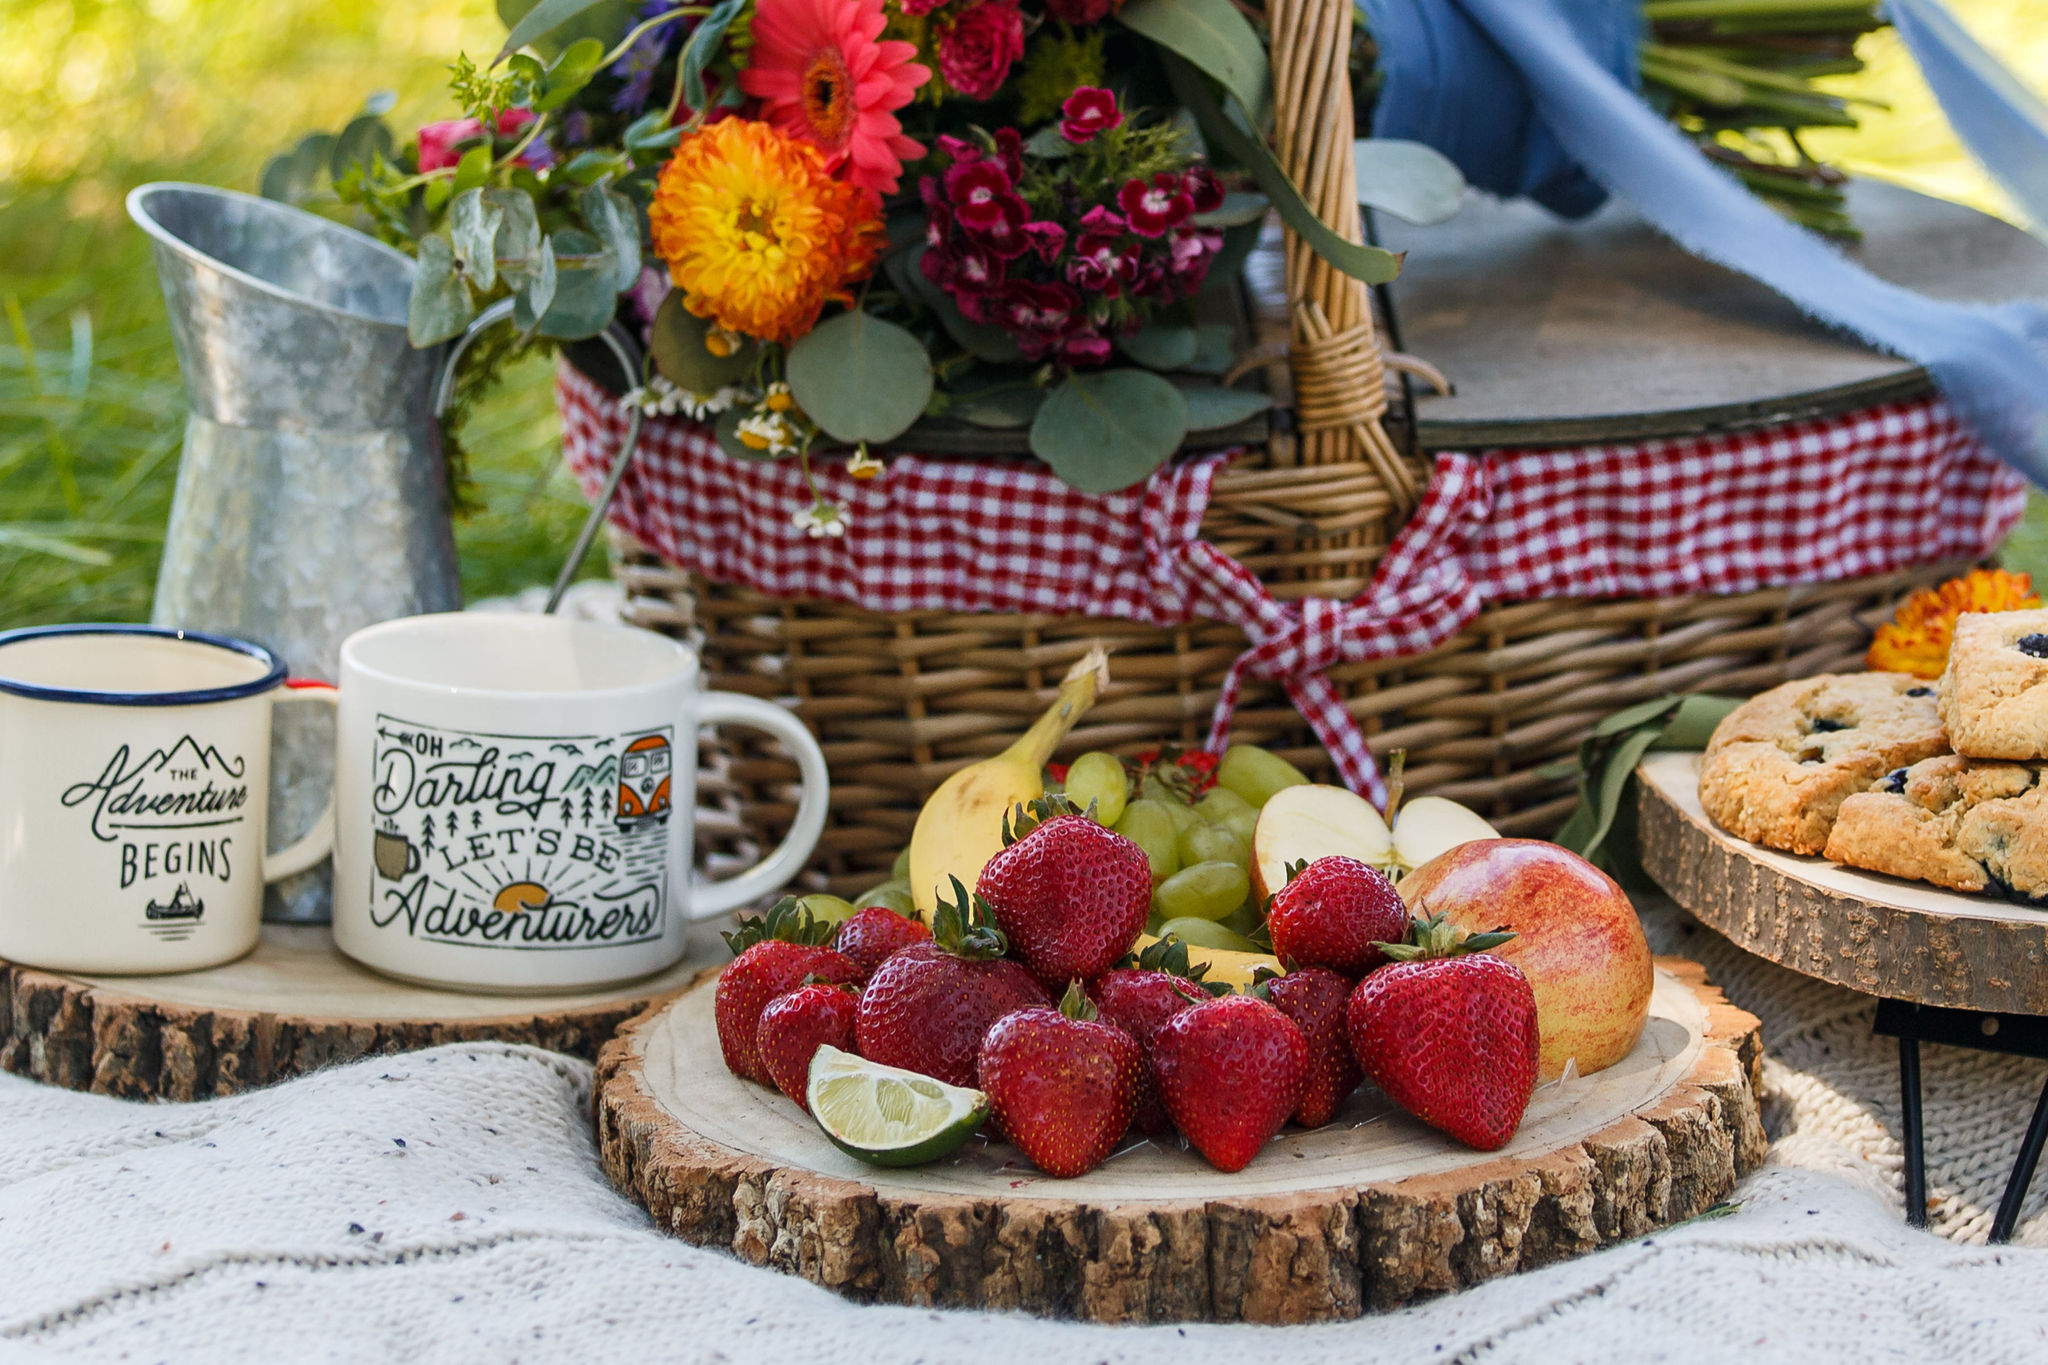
(1150, 993, 1308, 1172)
(855, 878, 1050, 1088)
(755, 982, 859, 1111)
(1345, 914, 1539, 1152)
(1252, 966, 1359, 1128)
(1265, 855, 1409, 977)
(977, 796, 1152, 984)
(978, 981, 1144, 1177)
(833, 905, 932, 978)
(714, 897, 860, 1085)
(1089, 936, 1228, 1137)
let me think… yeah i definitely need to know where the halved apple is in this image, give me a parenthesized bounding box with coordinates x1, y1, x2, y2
(1249, 784, 1391, 901)
(1250, 784, 1501, 900)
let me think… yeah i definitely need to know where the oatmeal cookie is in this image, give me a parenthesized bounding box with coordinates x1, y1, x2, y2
(1938, 609, 2048, 760)
(1697, 672, 1947, 854)
(1824, 754, 2048, 900)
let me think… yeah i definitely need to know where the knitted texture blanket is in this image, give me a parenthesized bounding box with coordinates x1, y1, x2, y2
(4, 905, 2047, 1363)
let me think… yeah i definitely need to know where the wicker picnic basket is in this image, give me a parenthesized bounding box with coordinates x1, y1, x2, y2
(593, 0, 1984, 897)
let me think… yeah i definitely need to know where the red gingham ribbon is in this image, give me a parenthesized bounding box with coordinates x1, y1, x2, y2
(560, 364, 2025, 804)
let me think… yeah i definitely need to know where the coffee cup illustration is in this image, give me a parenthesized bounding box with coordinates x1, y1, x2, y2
(373, 827, 421, 880)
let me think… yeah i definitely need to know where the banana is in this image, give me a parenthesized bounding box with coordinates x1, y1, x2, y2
(1130, 933, 1280, 992)
(908, 645, 1110, 917)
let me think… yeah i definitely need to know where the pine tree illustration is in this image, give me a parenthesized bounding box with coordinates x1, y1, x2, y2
(563, 798, 576, 826)
(581, 789, 595, 822)
(446, 810, 459, 836)
(420, 817, 436, 855)
(602, 787, 614, 815)
(472, 809, 484, 830)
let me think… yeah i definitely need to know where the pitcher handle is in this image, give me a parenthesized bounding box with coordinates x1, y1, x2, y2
(434, 300, 646, 615)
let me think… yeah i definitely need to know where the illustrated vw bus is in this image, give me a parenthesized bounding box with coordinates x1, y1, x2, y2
(615, 732, 673, 831)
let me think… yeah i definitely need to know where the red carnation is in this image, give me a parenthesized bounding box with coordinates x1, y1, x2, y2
(1059, 87, 1124, 144)
(1118, 171, 1195, 238)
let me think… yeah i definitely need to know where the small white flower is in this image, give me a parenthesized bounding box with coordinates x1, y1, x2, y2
(846, 445, 884, 481)
(762, 380, 795, 414)
(791, 500, 848, 538)
(737, 411, 797, 456)
(675, 385, 742, 420)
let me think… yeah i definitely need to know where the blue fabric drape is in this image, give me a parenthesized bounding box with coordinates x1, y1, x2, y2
(1360, 0, 2048, 485)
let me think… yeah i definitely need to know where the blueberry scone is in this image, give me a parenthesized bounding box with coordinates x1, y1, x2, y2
(1824, 754, 2048, 900)
(1939, 608, 2048, 760)
(1697, 672, 1948, 855)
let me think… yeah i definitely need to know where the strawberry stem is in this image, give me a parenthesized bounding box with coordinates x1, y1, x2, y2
(1372, 911, 1515, 962)
(1058, 979, 1098, 1021)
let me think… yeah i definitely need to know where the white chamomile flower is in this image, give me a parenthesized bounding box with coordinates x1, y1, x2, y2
(675, 385, 742, 420)
(846, 445, 884, 481)
(791, 500, 848, 539)
(736, 411, 797, 456)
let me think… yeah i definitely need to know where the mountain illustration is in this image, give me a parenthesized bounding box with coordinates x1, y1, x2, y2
(564, 755, 618, 792)
(143, 734, 246, 779)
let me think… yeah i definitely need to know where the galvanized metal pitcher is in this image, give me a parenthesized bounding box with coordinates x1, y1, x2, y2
(130, 183, 462, 922)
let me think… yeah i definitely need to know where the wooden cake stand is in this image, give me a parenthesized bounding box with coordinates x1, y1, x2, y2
(595, 959, 1764, 1323)
(1637, 750, 2048, 1241)
(1, 924, 714, 1100)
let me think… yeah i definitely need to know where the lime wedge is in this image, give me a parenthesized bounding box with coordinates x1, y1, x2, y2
(806, 1045, 988, 1167)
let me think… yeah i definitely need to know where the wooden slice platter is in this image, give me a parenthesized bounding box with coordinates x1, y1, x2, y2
(595, 957, 1764, 1323)
(1636, 750, 2048, 1014)
(0, 924, 718, 1100)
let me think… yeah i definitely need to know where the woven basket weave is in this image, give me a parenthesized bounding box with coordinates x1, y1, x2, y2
(601, 0, 1974, 896)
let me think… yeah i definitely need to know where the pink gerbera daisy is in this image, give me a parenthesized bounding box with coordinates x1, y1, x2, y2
(739, 0, 930, 202)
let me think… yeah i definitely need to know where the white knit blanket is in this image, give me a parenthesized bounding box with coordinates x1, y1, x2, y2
(5, 906, 2048, 1363)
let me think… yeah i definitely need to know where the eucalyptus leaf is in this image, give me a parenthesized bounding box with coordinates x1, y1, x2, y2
(258, 153, 308, 204)
(1180, 385, 1274, 431)
(449, 189, 505, 291)
(563, 149, 624, 183)
(1119, 0, 1271, 126)
(537, 264, 618, 338)
(787, 311, 934, 444)
(486, 187, 542, 268)
(682, 0, 746, 112)
(536, 36, 606, 110)
(1198, 218, 1264, 298)
(1191, 191, 1269, 228)
(1118, 322, 1199, 371)
(409, 236, 476, 346)
(1167, 56, 1404, 287)
(512, 236, 559, 331)
(581, 183, 642, 292)
(650, 291, 757, 391)
(951, 386, 1046, 429)
(363, 89, 398, 117)
(497, 0, 620, 62)
(1029, 370, 1188, 493)
(1186, 323, 1237, 375)
(329, 114, 394, 183)
(1354, 138, 1466, 226)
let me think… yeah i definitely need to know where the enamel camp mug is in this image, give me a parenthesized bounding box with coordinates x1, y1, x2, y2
(0, 625, 337, 973)
(330, 613, 829, 992)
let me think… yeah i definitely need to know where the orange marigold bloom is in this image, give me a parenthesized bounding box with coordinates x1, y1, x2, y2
(648, 118, 884, 345)
(1867, 568, 2041, 679)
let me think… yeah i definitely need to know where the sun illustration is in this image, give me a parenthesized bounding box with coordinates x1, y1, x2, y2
(492, 881, 552, 914)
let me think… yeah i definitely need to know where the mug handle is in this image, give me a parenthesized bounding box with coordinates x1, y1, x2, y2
(689, 692, 829, 920)
(265, 680, 340, 883)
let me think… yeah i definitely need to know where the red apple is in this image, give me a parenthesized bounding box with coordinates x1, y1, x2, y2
(1398, 839, 1651, 1081)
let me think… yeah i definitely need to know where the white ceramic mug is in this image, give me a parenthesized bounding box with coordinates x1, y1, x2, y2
(330, 613, 829, 992)
(0, 625, 336, 973)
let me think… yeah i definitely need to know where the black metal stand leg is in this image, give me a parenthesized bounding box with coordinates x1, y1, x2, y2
(1990, 1073, 2048, 1243)
(1899, 1035, 1927, 1228)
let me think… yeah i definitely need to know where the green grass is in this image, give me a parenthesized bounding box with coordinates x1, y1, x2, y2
(2, 0, 2046, 626)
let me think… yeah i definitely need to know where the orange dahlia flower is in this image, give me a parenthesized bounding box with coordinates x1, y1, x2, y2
(739, 0, 929, 201)
(648, 118, 884, 345)
(1867, 568, 2041, 679)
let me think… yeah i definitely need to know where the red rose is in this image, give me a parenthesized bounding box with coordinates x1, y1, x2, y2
(938, 0, 1025, 102)
(1046, 0, 1119, 24)
(1059, 87, 1123, 144)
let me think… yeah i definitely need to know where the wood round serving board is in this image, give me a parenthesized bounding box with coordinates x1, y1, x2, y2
(594, 957, 1764, 1323)
(0, 925, 716, 1100)
(1636, 750, 2048, 1014)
